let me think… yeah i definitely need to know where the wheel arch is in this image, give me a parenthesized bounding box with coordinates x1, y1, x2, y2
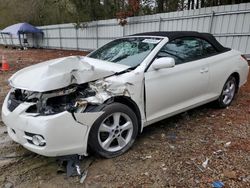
(87, 100, 140, 158)
(230, 72, 240, 92)
(111, 96, 142, 134)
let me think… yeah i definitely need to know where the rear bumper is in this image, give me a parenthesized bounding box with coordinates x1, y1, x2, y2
(1, 93, 103, 157)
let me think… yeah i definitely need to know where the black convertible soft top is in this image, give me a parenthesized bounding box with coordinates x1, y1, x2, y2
(133, 31, 230, 53)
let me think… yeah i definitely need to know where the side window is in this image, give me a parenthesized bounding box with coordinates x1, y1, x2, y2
(201, 39, 218, 56)
(157, 37, 203, 65)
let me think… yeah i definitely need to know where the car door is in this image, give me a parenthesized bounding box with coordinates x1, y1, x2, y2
(145, 37, 210, 123)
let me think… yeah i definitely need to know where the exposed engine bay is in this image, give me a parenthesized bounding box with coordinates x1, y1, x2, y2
(7, 79, 132, 116)
(8, 84, 97, 115)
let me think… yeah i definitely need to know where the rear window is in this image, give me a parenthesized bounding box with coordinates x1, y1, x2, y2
(201, 40, 218, 56)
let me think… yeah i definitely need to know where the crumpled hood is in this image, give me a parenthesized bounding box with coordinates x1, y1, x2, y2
(9, 56, 129, 92)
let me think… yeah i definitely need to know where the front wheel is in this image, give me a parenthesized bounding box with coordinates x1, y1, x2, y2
(216, 76, 237, 108)
(88, 103, 138, 158)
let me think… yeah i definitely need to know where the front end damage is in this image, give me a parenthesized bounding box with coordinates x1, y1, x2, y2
(2, 55, 144, 157)
(2, 76, 138, 157)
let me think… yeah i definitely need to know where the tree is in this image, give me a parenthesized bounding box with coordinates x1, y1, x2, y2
(1, 0, 250, 29)
(156, 0, 164, 13)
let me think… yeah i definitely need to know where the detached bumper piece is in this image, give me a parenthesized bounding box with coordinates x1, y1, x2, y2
(57, 155, 91, 183)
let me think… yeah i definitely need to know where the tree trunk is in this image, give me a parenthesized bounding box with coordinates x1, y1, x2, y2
(201, 0, 205, 7)
(188, 0, 191, 9)
(196, 0, 200, 9)
(191, 0, 195, 9)
(157, 0, 164, 13)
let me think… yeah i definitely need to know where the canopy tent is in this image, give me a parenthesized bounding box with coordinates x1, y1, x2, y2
(0, 22, 44, 48)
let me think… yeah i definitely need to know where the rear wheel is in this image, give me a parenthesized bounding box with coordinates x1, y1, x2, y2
(88, 103, 138, 158)
(216, 76, 237, 108)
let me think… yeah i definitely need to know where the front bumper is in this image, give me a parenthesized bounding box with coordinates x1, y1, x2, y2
(1, 93, 103, 157)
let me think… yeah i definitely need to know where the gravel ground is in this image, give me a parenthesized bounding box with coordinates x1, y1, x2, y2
(0, 46, 249, 188)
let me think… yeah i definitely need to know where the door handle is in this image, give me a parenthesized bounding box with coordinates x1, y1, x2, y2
(200, 67, 209, 73)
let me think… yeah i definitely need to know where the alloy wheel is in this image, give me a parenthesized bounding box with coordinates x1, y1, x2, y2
(97, 112, 134, 152)
(222, 78, 236, 105)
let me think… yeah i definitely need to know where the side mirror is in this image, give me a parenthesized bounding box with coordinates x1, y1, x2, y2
(152, 57, 175, 70)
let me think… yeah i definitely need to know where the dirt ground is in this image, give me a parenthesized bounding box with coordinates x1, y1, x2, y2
(0, 46, 249, 188)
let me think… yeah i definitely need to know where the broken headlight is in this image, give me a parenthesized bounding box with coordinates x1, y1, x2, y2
(43, 98, 88, 115)
(40, 86, 95, 115)
(10, 85, 97, 115)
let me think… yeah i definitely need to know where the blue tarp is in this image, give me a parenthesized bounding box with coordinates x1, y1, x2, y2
(0, 22, 43, 48)
(1, 22, 43, 35)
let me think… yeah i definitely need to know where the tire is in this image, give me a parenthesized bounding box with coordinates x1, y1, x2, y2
(88, 102, 138, 158)
(216, 76, 237, 108)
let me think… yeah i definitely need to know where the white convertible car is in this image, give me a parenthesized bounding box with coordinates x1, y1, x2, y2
(2, 31, 249, 158)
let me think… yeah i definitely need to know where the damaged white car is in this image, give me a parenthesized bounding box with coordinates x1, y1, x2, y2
(2, 31, 249, 158)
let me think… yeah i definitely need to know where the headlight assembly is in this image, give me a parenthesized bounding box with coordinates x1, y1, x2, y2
(40, 85, 95, 115)
(42, 95, 89, 115)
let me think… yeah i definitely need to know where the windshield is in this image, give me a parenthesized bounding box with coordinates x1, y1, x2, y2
(88, 37, 161, 67)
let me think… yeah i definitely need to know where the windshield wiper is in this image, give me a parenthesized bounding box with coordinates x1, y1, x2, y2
(114, 66, 137, 75)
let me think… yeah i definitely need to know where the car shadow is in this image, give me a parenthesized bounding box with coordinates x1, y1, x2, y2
(136, 101, 223, 142)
